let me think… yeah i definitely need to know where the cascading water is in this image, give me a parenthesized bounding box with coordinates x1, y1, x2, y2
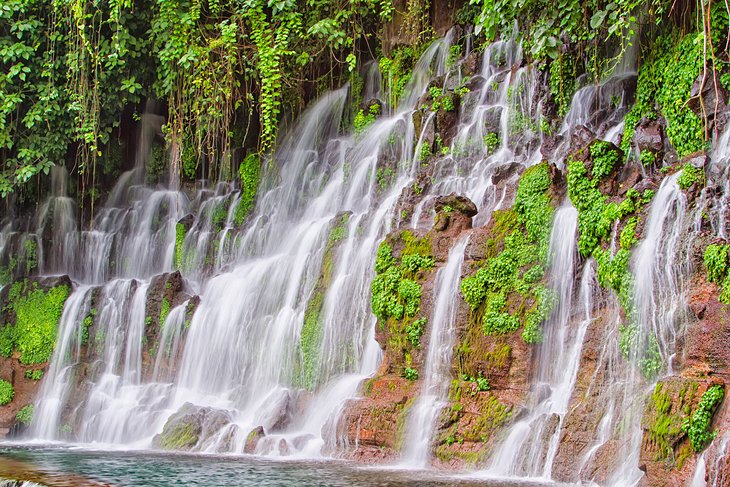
(400, 237, 468, 467)
(2, 21, 726, 487)
(412, 35, 543, 228)
(25, 36, 455, 457)
(485, 204, 590, 479)
(572, 172, 690, 486)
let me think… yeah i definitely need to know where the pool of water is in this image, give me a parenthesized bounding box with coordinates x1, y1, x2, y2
(0, 445, 556, 486)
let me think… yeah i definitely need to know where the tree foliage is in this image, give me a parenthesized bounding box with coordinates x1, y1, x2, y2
(0, 0, 390, 197)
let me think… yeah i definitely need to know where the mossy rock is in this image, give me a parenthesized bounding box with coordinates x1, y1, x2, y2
(152, 402, 232, 451)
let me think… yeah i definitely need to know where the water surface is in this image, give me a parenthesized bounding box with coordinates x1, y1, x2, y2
(0, 446, 553, 486)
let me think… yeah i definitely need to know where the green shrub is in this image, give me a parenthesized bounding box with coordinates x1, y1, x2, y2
(0, 380, 13, 405)
(403, 367, 418, 381)
(25, 369, 43, 380)
(15, 404, 34, 425)
(683, 385, 725, 452)
(8, 281, 70, 365)
(405, 318, 426, 348)
(704, 244, 730, 283)
(677, 163, 705, 190)
(371, 236, 432, 323)
(460, 163, 555, 344)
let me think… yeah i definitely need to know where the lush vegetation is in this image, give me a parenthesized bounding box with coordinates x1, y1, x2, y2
(683, 384, 725, 453)
(370, 230, 434, 379)
(1, 280, 70, 364)
(0, 379, 13, 405)
(704, 243, 730, 304)
(0, 0, 398, 198)
(566, 141, 662, 378)
(460, 162, 555, 344)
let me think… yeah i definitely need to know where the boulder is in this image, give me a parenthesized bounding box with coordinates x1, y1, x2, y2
(152, 402, 232, 451)
(244, 425, 265, 453)
(634, 119, 664, 153)
(434, 193, 478, 217)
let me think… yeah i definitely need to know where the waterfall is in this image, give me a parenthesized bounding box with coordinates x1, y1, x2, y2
(412, 36, 543, 229)
(23, 37, 454, 456)
(3, 23, 725, 487)
(484, 204, 589, 478)
(575, 172, 690, 487)
(400, 237, 468, 467)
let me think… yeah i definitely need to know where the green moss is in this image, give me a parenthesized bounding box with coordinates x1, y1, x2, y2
(0, 379, 13, 405)
(6, 281, 70, 365)
(174, 223, 186, 271)
(159, 297, 171, 327)
(644, 381, 698, 463)
(158, 422, 198, 450)
(15, 404, 33, 425)
(297, 215, 351, 390)
(233, 153, 261, 226)
(440, 389, 513, 453)
(684, 384, 725, 453)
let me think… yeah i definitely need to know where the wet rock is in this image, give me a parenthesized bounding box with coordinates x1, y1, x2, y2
(686, 272, 730, 375)
(570, 126, 596, 152)
(177, 213, 195, 231)
(633, 178, 658, 194)
(617, 162, 643, 196)
(482, 106, 503, 136)
(291, 433, 316, 451)
(683, 152, 707, 168)
(634, 119, 664, 153)
(689, 75, 728, 123)
(339, 376, 415, 461)
(262, 390, 293, 432)
(491, 162, 523, 185)
(152, 402, 232, 451)
(434, 194, 478, 217)
(462, 51, 479, 77)
(433, 194, 477, 234)
(245, 425, 265, 453)
(436, 105, 460, 147)
(532, 383, 552, 405)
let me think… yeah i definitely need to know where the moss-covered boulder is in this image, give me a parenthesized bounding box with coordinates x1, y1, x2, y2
(152, 402, 232, 451)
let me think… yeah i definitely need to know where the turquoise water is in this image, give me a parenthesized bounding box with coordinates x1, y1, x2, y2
(0, 446, 553, 486)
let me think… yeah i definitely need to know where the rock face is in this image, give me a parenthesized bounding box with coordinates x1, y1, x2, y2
(152, 402, 233, 451)
(0, 276, 73, 436)
(141, 271, 198, 381)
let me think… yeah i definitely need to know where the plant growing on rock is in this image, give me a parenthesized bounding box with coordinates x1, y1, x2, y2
(16, 404, 34, 425)
(460, 162, 556, 344)
(677, 163, 705, 190)
(0, 380, 14, 405)
(5, 281, 71, 365)
(683, 384, 724, 452)
(704, 243, 730, 304)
